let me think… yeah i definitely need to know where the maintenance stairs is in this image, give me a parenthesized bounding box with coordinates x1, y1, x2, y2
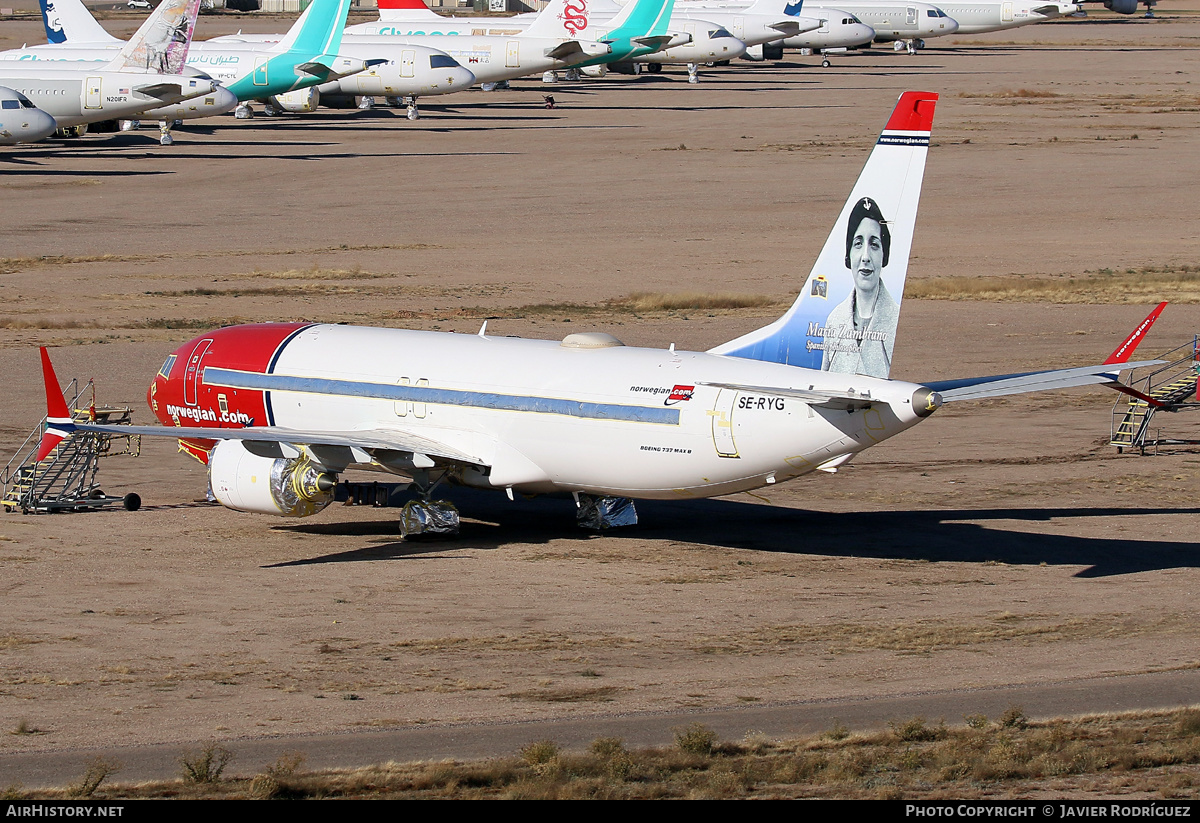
(1110, 337, 1200, 454)
(1, 379, 141, 514)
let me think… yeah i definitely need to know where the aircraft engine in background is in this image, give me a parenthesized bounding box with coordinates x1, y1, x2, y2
(209, 439, 336, 517)
(1104, 0, 1140, 12)
(268, 87, 322, 114)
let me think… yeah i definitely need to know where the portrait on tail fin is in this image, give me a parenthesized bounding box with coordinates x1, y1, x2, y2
(819, 196, 899, 378)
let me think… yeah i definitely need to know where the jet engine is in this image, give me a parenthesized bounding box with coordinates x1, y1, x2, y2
(742, 43, 785, 61)
(267, 87, 321, 114)
(1104, 0, 1139, 12)
(209, 439, 337, 517)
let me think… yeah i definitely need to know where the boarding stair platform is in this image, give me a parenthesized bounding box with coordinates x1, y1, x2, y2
(1110, 336, 1200, 454)
(1, 379, 141, 514)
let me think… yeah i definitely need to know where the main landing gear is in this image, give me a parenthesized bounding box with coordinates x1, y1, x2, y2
(398, 471, 459, 538)
(574, 493, 638, 530)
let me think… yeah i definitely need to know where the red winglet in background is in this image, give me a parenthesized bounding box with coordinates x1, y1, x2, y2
(34, 347, 74, 462)
(1104, 301, 1167, 365)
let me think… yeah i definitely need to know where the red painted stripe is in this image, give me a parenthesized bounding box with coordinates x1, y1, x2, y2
(377, 0, 431, 9)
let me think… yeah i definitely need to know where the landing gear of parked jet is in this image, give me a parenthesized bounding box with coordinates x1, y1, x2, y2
(399, 471, 459, 538)
(405, 95, 420, 120)
(234, 103, 254, 119)
(574, 493, 638, 530)
(687, 62, 700, 83)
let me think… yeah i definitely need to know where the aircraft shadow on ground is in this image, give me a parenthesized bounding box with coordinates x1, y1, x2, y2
(270, 487, 1199, 577)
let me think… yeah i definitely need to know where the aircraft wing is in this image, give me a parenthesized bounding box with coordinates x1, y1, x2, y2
(74, 422, 484, 467)
(924, 359, 1165, 403)
(1031, 3, 1066, 13)
(699, 381, 877, 411)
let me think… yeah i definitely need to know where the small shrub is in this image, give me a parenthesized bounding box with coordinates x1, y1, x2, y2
(1000, 706, 1029, 730)
(10, 719, 35, 735)
(520, 739, 560, 767)
(965, 713, 990, 730)
(590, 737, 626, 760)
(674, 723, 718, 756)
(889, 716, 946, 742)
(67, 757, 120, 798)
(1, 784, 25, 800)
(179, 742, 234, 784)
(824, 721, 850, 741)
(1175, 709, 1200, 737)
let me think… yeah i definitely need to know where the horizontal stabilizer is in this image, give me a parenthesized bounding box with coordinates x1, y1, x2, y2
(295, 61, 334, 77)
(699, 380, 876, 410)
(134, 83, 184, 100)
(632, 34, 674, 50)
(927, 360, 1164, 403)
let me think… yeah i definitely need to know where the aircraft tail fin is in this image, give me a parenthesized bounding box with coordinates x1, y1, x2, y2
(708, 91, 938, 380)
(607, 0, 675, 40)
(102, 0, 201, 74)
(270, 0, 352, 58)
(376, 0, 446, 20)
(39, 0, 121, 45)
(745, 0, 794, 14)
(34, 348, 76, 463)
(524, 0, 593, 39)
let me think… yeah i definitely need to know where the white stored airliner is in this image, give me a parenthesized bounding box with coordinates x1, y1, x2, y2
(931, 1, 1078, 34)
(0, 86, 56, 144)
(37, 92, 1163, 535)
(0, 0, 219, 137)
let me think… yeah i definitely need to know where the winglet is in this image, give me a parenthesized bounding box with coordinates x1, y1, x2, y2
(35, 348, 76, 462)
(1103, 301, 1166, 365)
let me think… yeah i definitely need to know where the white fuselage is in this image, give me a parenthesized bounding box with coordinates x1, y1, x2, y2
(0, 68, 215, 127)
(0, 86, 56, 143)
(211, 32, 593, 87)
(637, 22, 747, 63)
(780, 9, 876, 48)
(931, 1, 1077, 34)
(253, 325, 932, 499)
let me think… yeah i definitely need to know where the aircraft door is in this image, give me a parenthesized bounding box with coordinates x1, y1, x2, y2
(506, 40, 520, 68)
(710, 389, 739, 458)
(819, 16, 830, 33)
(732, 16, 745, 39)
(184, 338, 213, 407)
(357, 70, 384, 93)
(84, 77, 102, 109)
(1002, 1, 1014, 20)
(906, 6, 917, 27)
(401, 50, 416, 78)
(253, 56, 269, 86)
(395, 377, 410, 417)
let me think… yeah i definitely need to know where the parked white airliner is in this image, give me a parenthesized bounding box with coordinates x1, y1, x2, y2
(0, 86, 56, 144)
(38, 92, 1163, 535)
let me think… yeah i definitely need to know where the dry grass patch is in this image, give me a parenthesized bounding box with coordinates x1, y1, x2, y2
(18, 707, 1200, 798)
(907, 265, 1200, 303)
(959, 88, 1061, 100)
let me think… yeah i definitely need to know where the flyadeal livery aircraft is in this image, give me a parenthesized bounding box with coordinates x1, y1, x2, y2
(9, 0, 394, 123)
(37, 92, 1165, 536)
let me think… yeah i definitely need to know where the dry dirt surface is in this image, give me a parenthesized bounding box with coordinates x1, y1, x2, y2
(1, 2, 1199, 783)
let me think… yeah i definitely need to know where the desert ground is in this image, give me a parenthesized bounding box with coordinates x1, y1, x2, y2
(1, 1, 1199, 788)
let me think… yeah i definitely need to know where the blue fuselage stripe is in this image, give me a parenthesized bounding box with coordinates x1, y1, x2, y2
(203, 368, 681, 425)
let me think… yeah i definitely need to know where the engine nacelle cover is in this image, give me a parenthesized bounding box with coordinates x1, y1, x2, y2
(269, 87, 321, 113)
(580, 64, 608, 78)
(1105, 0, 1139, 12)
(209, 439, 336, 517)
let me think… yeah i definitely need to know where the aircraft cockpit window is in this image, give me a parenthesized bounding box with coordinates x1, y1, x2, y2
(711, 27, 733, 38)
(0, 100, 17, 110)
(17, 93, 36, 108)
(429, 54, 460, 69)
(159, 354, 177, 379)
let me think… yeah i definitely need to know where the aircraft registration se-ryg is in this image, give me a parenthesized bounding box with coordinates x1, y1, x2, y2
(36, 91, 1166, 535)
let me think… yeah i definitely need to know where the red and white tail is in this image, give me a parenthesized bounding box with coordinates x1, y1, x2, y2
(377, 0, 445, 20)
(34, 348, 76, 462)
